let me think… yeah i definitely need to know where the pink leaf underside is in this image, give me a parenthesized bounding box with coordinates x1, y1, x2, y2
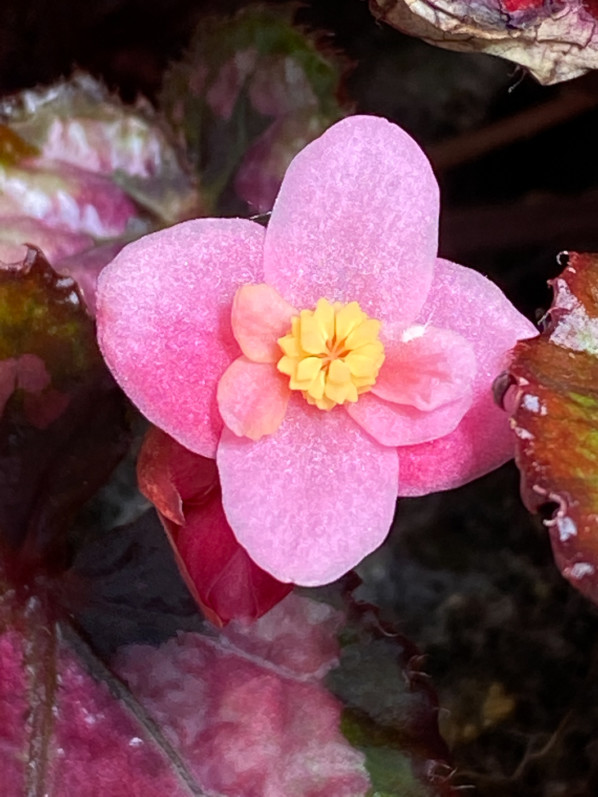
(217, 395, 399, 586)
(397, 258, 538, 495)
(96, 218, 265, 457)
(0, 160, 138, 238)
(347, 325, 476, 447)
(50, 649, 185, 796)
(114, 593, 370, 797)
(263, 115, 439, 327)
(56, 241, 125, 317)
(217, 356, 290, 441)
(231, 282, 296, 362)
(0, 216, 92, 264)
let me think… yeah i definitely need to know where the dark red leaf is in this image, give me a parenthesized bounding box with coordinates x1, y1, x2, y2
(137, 427, 292, 626)
(0, 247, 129, 572)
(507, 252, 598, 603)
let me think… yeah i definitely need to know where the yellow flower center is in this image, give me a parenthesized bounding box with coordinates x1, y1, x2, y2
(277, 298, 385, 410)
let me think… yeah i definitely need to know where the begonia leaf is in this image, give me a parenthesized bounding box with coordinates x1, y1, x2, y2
(0, 73, 199, 225)
(2, 547, 457, 797)
(0, 247, 129, 567)
(160, 4, 348, 214)
(66, 510, 205, 658)
(507, 252, 598, 604)
(0, 75, 200, 311)
(322, 586, 457, 796)
(136, 426, 292, 627)
(370, 0, 598, 85)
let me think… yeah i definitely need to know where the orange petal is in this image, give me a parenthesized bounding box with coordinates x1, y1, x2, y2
(217, 356, 290, 440)
(231, 283, 296, 363)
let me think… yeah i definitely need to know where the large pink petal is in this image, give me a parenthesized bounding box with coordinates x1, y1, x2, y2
(263, 115, 438, 326)
(217, 396, 399, 586)
(347, 391, 472, 447)
(97, 219, 265, 457)
(397, 258, 538, 495)
(217, 357, 290, 440)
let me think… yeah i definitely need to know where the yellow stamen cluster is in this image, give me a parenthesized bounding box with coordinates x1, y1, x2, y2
(277, 298, 385, 410)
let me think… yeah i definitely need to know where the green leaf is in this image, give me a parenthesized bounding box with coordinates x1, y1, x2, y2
(320, 586, 457, 796)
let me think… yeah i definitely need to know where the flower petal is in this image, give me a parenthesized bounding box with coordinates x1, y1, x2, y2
(137, 425, 219, 526)
(217, 357, 290, 440)
(397, 258, 538, 495)
(263, 115, 439, 326)
(231, 283, 296, 362)
(373, 325, 476, 410)
(175, 501, 293, 627)
(97, 218, 265, 457)
(137, 426, 291, 626)
(347, 391, 472, 447)
(217, 396, 399, 586)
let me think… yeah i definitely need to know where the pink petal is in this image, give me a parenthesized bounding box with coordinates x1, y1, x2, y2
(397, 258, 538, 495)
(231, 283, 296, 363)
(217, 396, 399, 586)
(217, 356, 290, 440)
(373, 326, 476, 410)
(97, 219, 265, 457)
(263, 115, 438, 326)
(347, 391, 472, 447)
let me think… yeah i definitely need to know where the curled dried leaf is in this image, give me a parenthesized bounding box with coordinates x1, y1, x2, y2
(370, 0, 598, 85)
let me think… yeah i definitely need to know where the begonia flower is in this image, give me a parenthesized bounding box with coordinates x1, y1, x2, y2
(97, 115, 536, 587)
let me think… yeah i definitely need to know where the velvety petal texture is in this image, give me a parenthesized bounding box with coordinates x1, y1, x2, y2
(96, 114, 536, 592)
(231, 283, 296, 363)
(218, 397, 399, 586)
(217, 357, 289, 440)
(397, 259, 537, 495)
(347, 390, 472, 447)
(263, 115, 439, 326)
(372, 326, 476, 411)
(97, 218, 265, 457)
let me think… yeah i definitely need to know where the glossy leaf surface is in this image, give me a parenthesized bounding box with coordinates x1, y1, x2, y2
(0, 248, 129, 566)
(2, 549, 460, 797)
(508, 252, 598, 603)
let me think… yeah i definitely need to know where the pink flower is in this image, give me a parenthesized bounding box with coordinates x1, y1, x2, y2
(97, 115, 536, 587)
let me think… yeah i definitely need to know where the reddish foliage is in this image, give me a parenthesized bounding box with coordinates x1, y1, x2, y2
(137, 426, 292, 626)
(508, 253, 598, 604)
(502, 0, 546, 11)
